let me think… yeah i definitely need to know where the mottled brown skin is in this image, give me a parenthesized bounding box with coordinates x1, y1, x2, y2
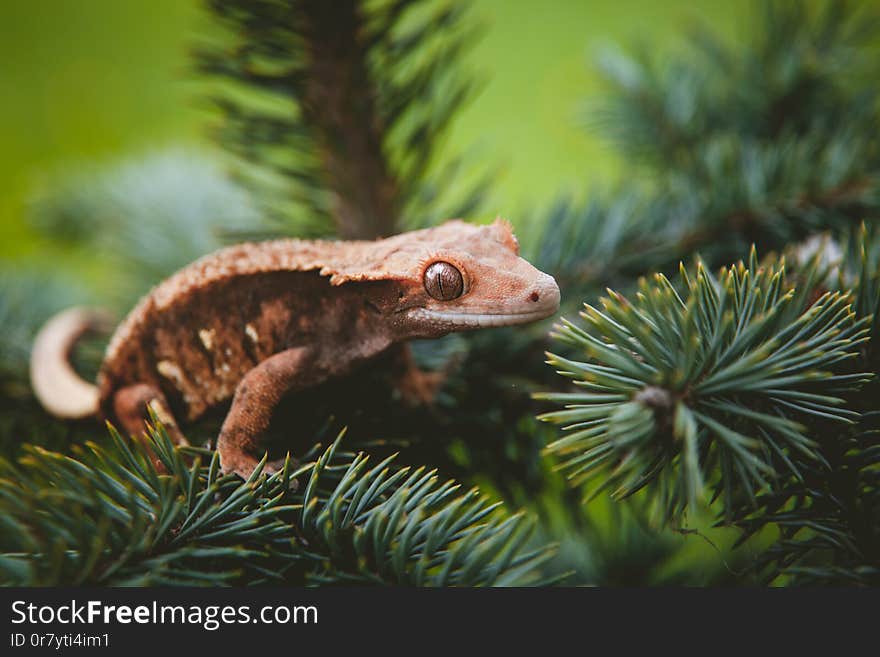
(99, 272, 408, 476)
(39, 220, 560, 479)
(99, 273, 398, 423)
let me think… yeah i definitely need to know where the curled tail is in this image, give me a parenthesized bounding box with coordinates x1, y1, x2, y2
(30, 307, 111, 419)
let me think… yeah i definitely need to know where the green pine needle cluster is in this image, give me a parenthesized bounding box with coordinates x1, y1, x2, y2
(0, 422, 552, 586)
(537, 247, 872, 523)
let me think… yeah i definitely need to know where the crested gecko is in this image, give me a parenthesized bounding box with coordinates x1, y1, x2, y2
(30, 219, 560, 478)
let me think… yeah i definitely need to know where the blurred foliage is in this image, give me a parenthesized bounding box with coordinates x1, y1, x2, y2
(26, 150, 259, 307)
(531, 0, 880, 308)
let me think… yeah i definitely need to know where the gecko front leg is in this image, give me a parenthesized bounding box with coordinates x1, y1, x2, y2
(113, 383, 189, 445)
(218, 346, 326, 479)
(388, 342, 457, 406)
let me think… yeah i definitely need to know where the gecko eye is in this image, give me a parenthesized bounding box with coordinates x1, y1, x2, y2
(424, 261, 464, 301)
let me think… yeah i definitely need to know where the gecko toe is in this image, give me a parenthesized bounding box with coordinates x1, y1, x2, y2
(219, 449, 298, 489)
(266, 455, 299, 490)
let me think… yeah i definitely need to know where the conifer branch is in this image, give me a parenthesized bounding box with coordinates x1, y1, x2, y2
(198, 0, 483, 239)
(0, 424, 554, 586)
(536, 248, 872, 524)
(726, 224, 880, 584)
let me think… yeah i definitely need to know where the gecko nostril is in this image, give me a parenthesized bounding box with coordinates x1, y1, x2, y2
(529, 291, 540, 303)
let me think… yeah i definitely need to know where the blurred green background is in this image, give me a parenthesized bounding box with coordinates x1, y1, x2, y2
(0, 0, 745, 263)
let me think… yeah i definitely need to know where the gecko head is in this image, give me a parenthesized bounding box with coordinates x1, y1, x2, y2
(379, 219, 560, 338)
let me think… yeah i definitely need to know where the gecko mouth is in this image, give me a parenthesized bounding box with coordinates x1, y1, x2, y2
(411, 308, 557, 328)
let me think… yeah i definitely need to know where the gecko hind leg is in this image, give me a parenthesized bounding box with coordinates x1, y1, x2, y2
(113, 384, 189, 469)
(218, 347, 320, 480)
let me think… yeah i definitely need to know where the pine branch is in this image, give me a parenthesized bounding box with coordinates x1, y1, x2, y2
(730, 413, 879, 585)
(0, 423, 554, 586)
(535, 224, 880, 583)
(300, 435, 556, 585)
(536, 248, 872, 524)
(198, 0, 484, 240)
(725, 225, 880, 584)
